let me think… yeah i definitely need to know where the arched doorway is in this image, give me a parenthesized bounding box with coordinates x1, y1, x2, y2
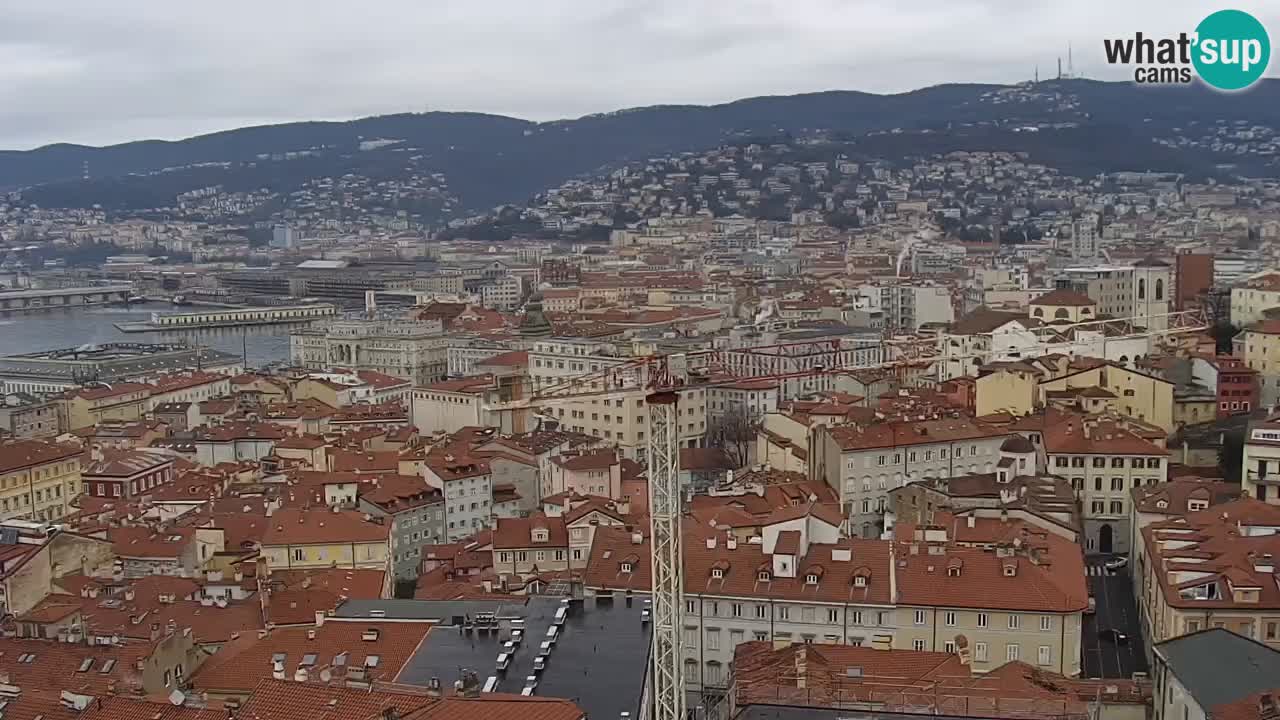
(1098, 523, 1114, 555)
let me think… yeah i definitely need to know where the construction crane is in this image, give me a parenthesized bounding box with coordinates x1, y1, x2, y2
(490, 308, 1207, 720)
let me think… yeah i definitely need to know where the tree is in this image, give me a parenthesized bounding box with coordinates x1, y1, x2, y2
(705, 409, 760, 469)
(1219, 428, 1245, 483)
(1209, 322, 1240, 355)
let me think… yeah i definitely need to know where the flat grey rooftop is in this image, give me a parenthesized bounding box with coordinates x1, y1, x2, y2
(336, 598, 517, 622)
(1156, 628, 1280, 710)
(349, 595, 652, 720)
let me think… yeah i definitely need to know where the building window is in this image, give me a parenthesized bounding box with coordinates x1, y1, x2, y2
(732, 603, 743, 618)
(1037, 645, 1052, 666)
(975, 642, 988, 663)
(914, 610, 926, 626)
(1040, 616, 1052, 632)
(1112, 477, 1124, 491)
(912, 639, 926, 651)
(977, 613, 988, 628)
(1006, 644, 1020, 661)
(777, 606, 790, 620)
(945, 611, 956, 627)
(1008, 615, 1020, 630)
(755, 604, 767, 619)
(827, 608, 839, 623)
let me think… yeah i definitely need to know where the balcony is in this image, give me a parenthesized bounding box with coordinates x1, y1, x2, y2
(1247, 470, 1280, 485)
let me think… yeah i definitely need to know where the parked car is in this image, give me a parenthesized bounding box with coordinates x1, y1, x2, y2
(1104, 556, 1128, 572)
(1098, 628, 1129, 644)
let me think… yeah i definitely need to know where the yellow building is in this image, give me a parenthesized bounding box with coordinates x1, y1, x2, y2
(1038, 361, 1174, 433)
(1243, 319, 1280, 408)
(975, 364, 1040, 417)
(59, 383, 151, 430)
(0, 440, 83, 522)
(1230, 272, 1280, 327)
(260, 507, 389, 571)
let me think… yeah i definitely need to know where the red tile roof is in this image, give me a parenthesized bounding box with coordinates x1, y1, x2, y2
(492, 513, 568, 550)
(824, 417, 1008, 451)
(0, 439, 82, 474)
(191, 620, 432, 693)
(1030, 288, 1097, 307)
(236, 678, 585, 720)
(262, 508, 390, 546)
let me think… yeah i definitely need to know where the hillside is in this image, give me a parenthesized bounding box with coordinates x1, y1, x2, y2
(5, 79, 1279, 217)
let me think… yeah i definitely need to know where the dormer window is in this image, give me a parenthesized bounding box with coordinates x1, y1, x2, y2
(805, 573, 819, 585)
(1156, 499, 1169, 509)
(757, 570, 771, 582)
(711, 568, 724, 579)
(853, 576, 867, 587)
(1002, 563, 1017, 577)
(1188, 500, 1209, 511)
(621, 562, 633, 573)
(947, 566, 961, 577)
(532, 529, 549, 542)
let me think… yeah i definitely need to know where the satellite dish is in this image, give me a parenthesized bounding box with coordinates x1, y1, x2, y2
(320, 668, 332, 682)
(168, 689, 186, 706)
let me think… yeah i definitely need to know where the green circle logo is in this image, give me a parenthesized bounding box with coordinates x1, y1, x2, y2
(1192, 9, 1271, 91)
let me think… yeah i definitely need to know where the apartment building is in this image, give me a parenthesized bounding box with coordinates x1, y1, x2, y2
(812, 417, 1011, 538)
(59, 382, 152, 429)
(1241, 417, 1280, 503)
(1241, 320, 1280, 408)
(145, 371, 231, 409)
(706, 379, 779, 425)
(1039, 360, 1175, 433)
(1042, 413, 1169, 554)
(529, 339, 707, 460)
(82, 449, 174, 499)
(358, 473, 444, 579)
(410, 375, 503, 435)
(260, 507, 390, 572)
(891, 521, 1086, 676)
(585, 511, 894, 695)
(1191, 354, 1259, 417)
(1230, 272, 1280, 327)
(493, 513, 569, 576)
(1137, 498, 1280, 650)
(546, 448, 621, 498)
(0, 392, 62, 439)
(938, 309, 1040, 381)
(423, 452, 494, 542)
(0, 439, 83, 521)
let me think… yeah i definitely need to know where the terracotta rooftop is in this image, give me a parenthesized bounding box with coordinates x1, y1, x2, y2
(190, 620, 432, 694)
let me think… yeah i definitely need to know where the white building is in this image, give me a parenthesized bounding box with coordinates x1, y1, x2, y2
(291, 317, 450, 386)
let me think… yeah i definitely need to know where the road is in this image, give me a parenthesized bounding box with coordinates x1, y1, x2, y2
(1081, 556, 1149, 679)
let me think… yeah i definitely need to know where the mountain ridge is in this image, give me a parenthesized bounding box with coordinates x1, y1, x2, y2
(5, 78, 1278, 215)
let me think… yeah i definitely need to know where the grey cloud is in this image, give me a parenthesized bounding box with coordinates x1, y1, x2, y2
(0, 0, 1277, 149)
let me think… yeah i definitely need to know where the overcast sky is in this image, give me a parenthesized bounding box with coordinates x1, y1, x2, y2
(2, 0, 1277, 150)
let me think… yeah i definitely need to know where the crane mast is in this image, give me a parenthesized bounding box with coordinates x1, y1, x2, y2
(646, 391, 685, 720)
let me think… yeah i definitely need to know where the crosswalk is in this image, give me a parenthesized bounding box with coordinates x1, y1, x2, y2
(1086, 565, 1116, 577)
